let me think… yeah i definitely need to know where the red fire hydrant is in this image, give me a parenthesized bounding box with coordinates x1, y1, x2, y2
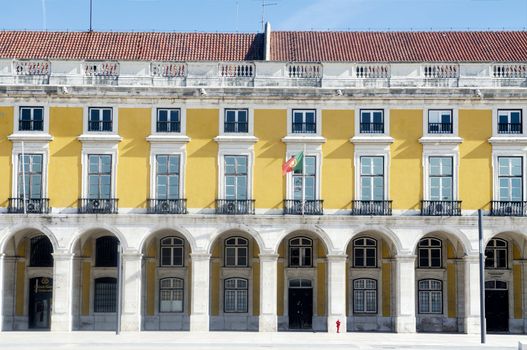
(336, 319, 341, 333)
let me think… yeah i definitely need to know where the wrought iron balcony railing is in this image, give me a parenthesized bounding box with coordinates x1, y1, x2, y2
(497, 123, 522, 134)
(291, 122, 316, 134)
(147, 198, 187, 214)
(428, 123, 452, 134)
(283, 199, 324, 215)
(421, 200, 462, 216)
(224, 122, 248, 133)
(215, 199, 255, 215)
(360, 122, 384, 134)
(78, 198, 118, 214)
(8, 198, 50, 214)
(490, 201, 527, 216)
(351, 200, 392, 216)
(156, 121, 181, 133)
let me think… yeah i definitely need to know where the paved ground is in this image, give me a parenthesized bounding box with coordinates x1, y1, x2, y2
(0, 331, 525, 350)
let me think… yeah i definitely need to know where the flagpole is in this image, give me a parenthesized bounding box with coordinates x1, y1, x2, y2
(21, 141, 27, 214)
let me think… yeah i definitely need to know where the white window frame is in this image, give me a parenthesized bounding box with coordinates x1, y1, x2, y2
(83, 106, 118, 134)
(81, 147, 118, 199)
(417, 279, 443, 314)
(355, 108, 390, 136)
(422, 147, 459, 201)
(224, 236, 249, 267)
(159, 277, 185, 313)
(151, 106, 187, 135)
(352, 237, 377, 268)
(423, 108, 458, 137)
(219, 107, 253, 135)
(491, 150, 527, 202)
(217, 146, 253, 200)
(417, 238, 443, 268)
(160, 236, 185, 267)
(354, 147, 389, 201)
(286, 108, 322, 136)
(496, 156, 523, 202)
(149, 144, 186, 200)
(285, 145, 322, 201)
(288, 237, 313, 268)
(11, 143, 49, 199)
(223, 277, 249, 313)
(13, 104, 50, 134)
(491, 106, 527, 137)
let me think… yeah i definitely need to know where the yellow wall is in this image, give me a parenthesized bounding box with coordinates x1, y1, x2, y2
(381, 242, 391, 317)
(146, 240, 156, 316)
(459, 110, 492, 210)
(15, 239, 27, 316)
(49, 107, 82, 208)
(186, 109, 218, 209)
(322, 110, 354, 209)
(0, 107, 13, 207)
(254, 109, 286, 209)
(117, 108, 150, 208)
(390, 110, 422, 210)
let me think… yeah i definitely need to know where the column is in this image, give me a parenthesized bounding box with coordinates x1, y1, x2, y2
(463, 255, 481, 334)
(394, 255, 416, 333)
(0, 254, 4, 331)
(121, 252, 142, 331)
(259, 254, 278, 332)
(326, 255, 347, 333)
(51, 252, 74, 332)
(190, 253, 210, 332)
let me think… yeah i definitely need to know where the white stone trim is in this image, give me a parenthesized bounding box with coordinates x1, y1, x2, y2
(150, 106, 187, 136)
(10, 140, 51, 199)
(12, 103, 50, 134)
(354, 107, 390, 137)
(82, 105, 119, 135)
(148, 141, 187, 200)
(353, 144, 390, 201)
(218, 106, 254, 136)
(215, 139, 256, 200)
(422, 108, 459, 138)
(79, 141, 120, 198)
(284, 144, 323, 201)
(491, 106, 527, 137)
(490, 146, 527, 201)
(422, 145, 460, 201)
(286, 108, 322, 137)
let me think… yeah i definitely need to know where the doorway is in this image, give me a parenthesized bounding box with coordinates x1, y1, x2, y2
(485, 280, 509, 332)
(288, 279, 313, 329)
(28, 277, 53, 329)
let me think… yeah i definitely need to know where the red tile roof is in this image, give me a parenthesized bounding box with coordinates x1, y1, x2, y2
(271, 31, 527, 62)
(0, 30, 525, 63)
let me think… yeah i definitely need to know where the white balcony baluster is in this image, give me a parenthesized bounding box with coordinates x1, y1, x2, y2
(84, 61, 120, 77)
(219, 63, 254, 78)
(424, 64, 459, 78)
(287, 63, 322, 79)
(152, 62, 186, 78)
(356, 64, 389, 78)
(14, 60, 50, 76)
(493, 64, 527, 78)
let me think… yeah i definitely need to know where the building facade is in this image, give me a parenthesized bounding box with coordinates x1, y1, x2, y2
(0, 27, 526, 334)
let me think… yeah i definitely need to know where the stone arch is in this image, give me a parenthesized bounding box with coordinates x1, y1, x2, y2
(411, 227, 473, 257)
(67, 224, 128, 254)
(139, 225, 197, 254)
(207, 223, 266, 254)
(345, 226, 402, 256)
(0, 224, 59, 255)
(272, 224, 333, 255)
(486, 229, 527, 256)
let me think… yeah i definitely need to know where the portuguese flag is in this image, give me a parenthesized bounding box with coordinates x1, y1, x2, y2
(282, 152, 304, 175)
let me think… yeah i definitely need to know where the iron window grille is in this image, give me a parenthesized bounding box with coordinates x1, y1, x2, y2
(147, 198, 187, 214)
(19, 106, 44, 131)
(418, 279, 443, 314)
(159, 277, 184, 313)
(94, 277, 117, 313)
(95, 236, 119, 267)
(8, 197, 50, 214)
(29, 235, 53, 267)
(224, 278, 248, 313)
(353, 278, 378, 314)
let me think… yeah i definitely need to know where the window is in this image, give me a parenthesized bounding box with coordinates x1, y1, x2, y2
(293, 156, 316, 201)
(224, 109, 248, 133)
(224, 237, 248, 267)
(29, 235, 53, 267)
(224, 155, 248, 200)
(428, 110, 452, 134)
(94, 277, 117, 313)
(360, 110, 384, 134)
(485, 280, 508, 290)
(156, 155, 180, 199)
(88, 155, 112, 199)
(360, 156, 384, 200)
(95, 236, 119, 267)
(429, 157, 453, 200)
(353, 237, 377, 267)
(17, 154, 43, 199)
(19, 107, 43, 131)
(292, 110, 316, 134)
(418, 238, 442, 268)
(157, 108, 181, 133)
(160, 237, 184, 267)
(498, 110, 522, 134)
(159, 277, 184, 312)
(353, 278, 377, 314)
(498, 157, 522, 201)
(485, 238, 508, 269)
(289, 237, 312, 267)
(224, 278, 248, 313)
(88, 107, 113, 132)
(418, 279, 443, 314)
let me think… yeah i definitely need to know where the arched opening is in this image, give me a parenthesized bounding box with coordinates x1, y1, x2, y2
(346, 232, 396, 332)
(141, 230, 192, 331)
(2, 230, 54, 330)
(276, 230, 328, 331)
(71, 230, 122, 331)
(485, 232, 527, 334)
(414, 232, 466, 333)
(208, 230, 261, 331)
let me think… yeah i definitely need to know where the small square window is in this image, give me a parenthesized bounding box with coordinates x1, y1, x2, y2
(19, 107, 44, 131)
(157, 108, 181, 133)
(428, 110, 452, 134)
(498, 110, 522, 134)
(224, 109, 248, 133)
(360, 110, 384, 134)
(88, 107, 113, 132)
(292, 110, 316, 134)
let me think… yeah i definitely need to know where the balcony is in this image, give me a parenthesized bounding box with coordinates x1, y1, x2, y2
(215, 199, 255, 215)
(421, 200, 462, 216)
(292, 122, 316, 134)
(360, 122, 384, 134)
(8, 198, 50, 214)
(490, 201, 527, 216)
(78, 198, 118, 214)
(224, 122, 248, 133)
(428, 123, 452, 134)
(351, 200, 392, 216)
(498, 123, 522, 134)
(283, 199, 323, 215)
(147, 198, 187, 214)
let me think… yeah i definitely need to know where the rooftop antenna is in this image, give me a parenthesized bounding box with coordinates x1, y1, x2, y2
(235, 0, 239, 32)
(89, 0, 93, 32)
(260, 0, 277, 32)
(41, 0, 47, 31)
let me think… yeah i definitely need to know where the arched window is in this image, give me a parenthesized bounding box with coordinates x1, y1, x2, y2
(353, 278, 377, 314)
(224, 237, 248, 267)
(224, 278, 248, 313)
(95, 236, 119, 267)
(485, 238, 508, 269)
(159, 277, 184, 313)
(353, 237, 377, 267)
(418, 238, 442, 268)
(418, 279, 443, 314)
(485, 280, 508, 290)
(289, 279, 312, 288)
(289, 237, 312, 267)
(160, 237, 184, 267)
(94, 277, 117, 313)
(29, 235, 53, 267)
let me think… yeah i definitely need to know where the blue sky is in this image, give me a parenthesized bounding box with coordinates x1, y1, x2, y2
(0, 0, 526, 32)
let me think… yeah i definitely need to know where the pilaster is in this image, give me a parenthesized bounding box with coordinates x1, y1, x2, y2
(394, 255, 416, 333)
(259, 254, 278, 332)
(190, 253, 210, 332)
(120, 252, 143, 332)
(326, 255, 347, 333)
(51, 252, 74, 332)
(463, 255, 481, 334)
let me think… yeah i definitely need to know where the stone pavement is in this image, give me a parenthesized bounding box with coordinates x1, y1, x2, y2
(0, 331, 526, 350)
